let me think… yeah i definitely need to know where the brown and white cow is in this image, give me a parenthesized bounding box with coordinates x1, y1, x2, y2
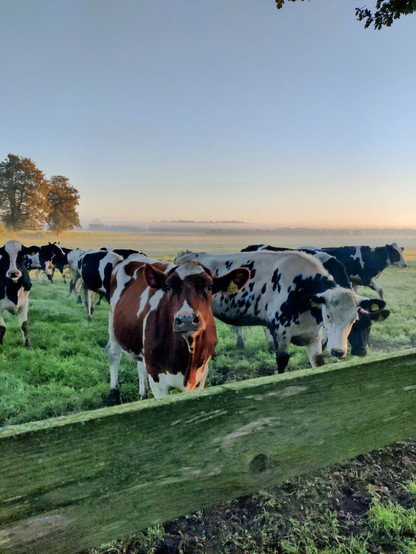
(0, 240, 32, 347)
(107, 254, 249, 403)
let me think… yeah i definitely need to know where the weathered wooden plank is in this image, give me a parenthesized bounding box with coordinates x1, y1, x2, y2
(0, 349, 415, 553)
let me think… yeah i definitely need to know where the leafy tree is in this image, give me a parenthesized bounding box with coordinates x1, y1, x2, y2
(275, 0, 416, 29)
(46, 175, 81, 234)
(0, 154, 49, 231)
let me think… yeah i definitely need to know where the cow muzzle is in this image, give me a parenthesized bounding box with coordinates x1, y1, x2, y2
(173, 312, 201, 334)
(6, 270, 22, 282)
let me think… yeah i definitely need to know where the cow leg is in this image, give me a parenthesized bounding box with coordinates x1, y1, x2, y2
(270, 329, 290, 374)
(369, 279, 384, 300)
(263, 327, 275, 352)
(75, 278, 83, 304)
(60, 269, 67, 284)
(35, 269, 41, 281)
(43, 263, 54, 283)
(107, 337, 122, 405)
(306, 335, 325, 367)
(17, 294, 30, 348)
(235, 326, 245, 349)
(84, 289, 95, 321)
(137, 358, 149, 400)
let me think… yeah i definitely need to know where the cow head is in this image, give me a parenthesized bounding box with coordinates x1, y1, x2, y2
(308, 288, 386, 359)
(0, 240, 28, 283)
(386, 243, 407, 268)
(144, 260, 250, 348)
(348, 307, 390, 357)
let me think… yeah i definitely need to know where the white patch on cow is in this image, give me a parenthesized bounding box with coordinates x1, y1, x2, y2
(148, 372, 186, 398)
(352, 247, 365, 270)
(175, 260, 205, 279)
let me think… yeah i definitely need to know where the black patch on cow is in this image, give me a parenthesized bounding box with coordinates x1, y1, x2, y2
(386, 244, 401, 264)
(103, 262, 115, 302)
(277, 274, 335, 328)
(261, 283, 267, 294)
(225, 260, 233, 270)
(271, 268, 281, 293)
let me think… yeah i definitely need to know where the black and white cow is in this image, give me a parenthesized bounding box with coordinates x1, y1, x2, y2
(100, 247, 146, 259)
(78, 250, 124, 320)
(175, 250, 385, 373)
(25, 242, 67, 283)
(315, 243, 407, 299)
(241, 244, 390, 356)
(49, 246, 72, 283)
(0, 240, 32, 347)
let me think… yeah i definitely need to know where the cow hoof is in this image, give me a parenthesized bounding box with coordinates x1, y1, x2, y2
(77, 297, 82, 304)
(106, 389, 121, 406)
(236, 338, 244, 349)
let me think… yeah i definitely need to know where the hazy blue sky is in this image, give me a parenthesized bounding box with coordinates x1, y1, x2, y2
(1, 0, 415, 228)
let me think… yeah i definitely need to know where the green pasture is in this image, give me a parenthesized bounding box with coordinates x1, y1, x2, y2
(0, 239, 415, 426)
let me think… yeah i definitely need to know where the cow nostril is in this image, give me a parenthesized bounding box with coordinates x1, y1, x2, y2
(175, 316, 184, 327)
(331, 349, 345, 358)
(192, 315, 200, 326)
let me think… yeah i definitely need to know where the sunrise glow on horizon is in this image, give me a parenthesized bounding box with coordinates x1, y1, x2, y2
(1, 1, 415, 231)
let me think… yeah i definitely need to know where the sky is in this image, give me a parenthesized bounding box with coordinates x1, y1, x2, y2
(1, 0, 415, 229)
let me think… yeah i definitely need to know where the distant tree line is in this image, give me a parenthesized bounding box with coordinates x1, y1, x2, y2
(0, 154, 81, 233)
(275, 0, 416, 29)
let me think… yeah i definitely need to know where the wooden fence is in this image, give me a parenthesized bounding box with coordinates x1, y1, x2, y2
(1, 349, 415, 553)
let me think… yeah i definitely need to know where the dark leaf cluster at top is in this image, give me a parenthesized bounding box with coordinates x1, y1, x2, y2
(275, 0, 416, 29)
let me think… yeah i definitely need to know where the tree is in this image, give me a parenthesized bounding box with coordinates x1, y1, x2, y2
(46, 175, 81, 234)
(275, 0, 416, 29)
(0, 154, 49, 231)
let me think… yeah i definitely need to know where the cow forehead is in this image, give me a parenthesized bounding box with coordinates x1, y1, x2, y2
(4, 240, 23, 257)
(324, 288, 356, 309)
(174, 260, 207, 280)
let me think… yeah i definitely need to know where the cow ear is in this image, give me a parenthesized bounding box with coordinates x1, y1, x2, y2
(212, 268, 251, 294)
(358, 297, 386, 312)
(23, 245, 38, 255)
(143, 264, 167, 290)
(369, 308, 390, 323)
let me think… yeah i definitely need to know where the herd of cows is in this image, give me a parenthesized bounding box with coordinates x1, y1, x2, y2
(0, 239, 408, 403)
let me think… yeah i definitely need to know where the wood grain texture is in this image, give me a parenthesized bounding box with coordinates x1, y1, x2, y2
(1, 349, 415, 553)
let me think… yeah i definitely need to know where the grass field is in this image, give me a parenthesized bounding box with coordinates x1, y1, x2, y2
(1, 231, 415, 553)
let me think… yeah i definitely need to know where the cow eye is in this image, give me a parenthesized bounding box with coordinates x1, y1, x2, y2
(163, 286, 171, 293)
(205, 285, 213, 293)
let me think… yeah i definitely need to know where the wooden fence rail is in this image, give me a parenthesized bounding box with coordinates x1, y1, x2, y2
(1, 349, 416, 553)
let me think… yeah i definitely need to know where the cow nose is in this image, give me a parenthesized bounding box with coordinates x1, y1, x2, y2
(7, 271, 20, 280)
(330, 348, 346, 358)
(174, 313, 200, 333)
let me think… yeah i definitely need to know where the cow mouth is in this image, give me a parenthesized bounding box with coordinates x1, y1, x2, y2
(182, 334, 195, 354)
